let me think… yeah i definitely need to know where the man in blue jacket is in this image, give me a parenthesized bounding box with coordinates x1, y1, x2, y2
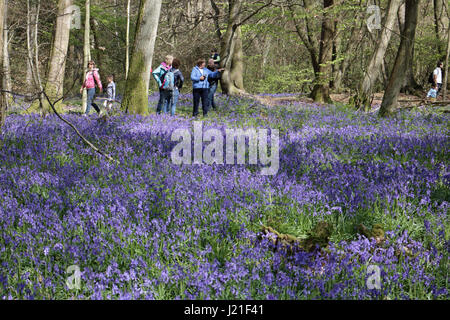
(190, 58, 223, 117)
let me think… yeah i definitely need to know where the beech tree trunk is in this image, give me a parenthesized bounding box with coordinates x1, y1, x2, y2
(122, 0, 162, 115)
(434, 0, 449, 59)
(219, 0, 245, 95)
(355, 0, 403, 110)
(398, 2, 421, 95)
(310, 0, 334, 103)
(379, 0, 420, 117)
(37, 0, 73, 114)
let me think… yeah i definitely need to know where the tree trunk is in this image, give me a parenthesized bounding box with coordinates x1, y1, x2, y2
(27, 0, 44, 107)
(25, 2, 37, 99)
(434, 0, 449, 58)
(355, 0, 402, 110)
(82, 0, 91, 113)
(2, 0, 11, 108)
(219, 0, 245, 95)
(310, 0, 334, 103)
(125, 0, 130, 79)
(288, 0, 320, 76)
(398, 1, 421, 95)
(0, 0, 5, 128)
(91, 17, 103, 81)
(221, 25, 245, 95)
(122, 0, 162, 115)
(379, 0, 420, 117)
(35, 0, 73, 114)
(443, 8, 450, 100)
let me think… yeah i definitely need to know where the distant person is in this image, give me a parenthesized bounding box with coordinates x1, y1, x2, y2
(170, 58, 184, 116)
(432, 62, 443, 96)
(207, 58, 220, 110)
(104, 75, 116, 113)
(80, 60, 103, 116)
(152, 55, 174, 114)
(426, 85, 438, 100)
(211, 49, 220, 68)
(190, 58, 223, 117)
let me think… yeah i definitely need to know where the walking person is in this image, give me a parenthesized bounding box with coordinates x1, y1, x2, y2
(190, 58, 223, 117)
(103, 74, 116, 113)
(80, 60, 103, 116)
(432, 62, 444, 97)
(170, 58, 184, 116)
(152, 55, 174, 114)
(207, 58, 220, 110)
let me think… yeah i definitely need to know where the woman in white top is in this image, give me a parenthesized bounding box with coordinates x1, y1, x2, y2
(433, 62, 443, 94)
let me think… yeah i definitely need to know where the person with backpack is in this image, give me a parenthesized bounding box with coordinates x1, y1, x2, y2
(80, 60, 103, 116)
(170, 58, 184, 116)
(207, 58, 220, 110)
(429, 61, 444, 96)
(152, 55, 174, 114)
(190, 58, 223, 117)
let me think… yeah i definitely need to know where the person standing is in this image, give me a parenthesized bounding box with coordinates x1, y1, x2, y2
(207, 58, 220, 110)
(433, 62, 444, 96)
(80, 60, 103, 116)
(190, 59, 222, 117)
(152, 55, 174, 114)
(211, 49, 220, 68)
(170, 58, 184, 116)
(104, 75, 116, 113)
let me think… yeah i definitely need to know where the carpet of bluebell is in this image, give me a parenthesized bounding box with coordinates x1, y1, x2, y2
(0, 93, 448, 299)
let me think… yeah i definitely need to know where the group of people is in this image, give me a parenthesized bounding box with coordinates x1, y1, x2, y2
(80, 60, 116, 116)
(151, 49, 223, 117)
(426, 61, 444, 100)
(80, 50, 223, 118)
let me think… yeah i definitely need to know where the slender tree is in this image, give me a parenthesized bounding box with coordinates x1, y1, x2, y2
(2, 0, 11, 107)
(81, 0, 91, 113)
(442, 0, 450, 100)
(310, 0, 335, 103)
(125, 0, 130, 79)
(354, 0, 403, 110)
(379, 0, 420, 117)
(0, 0, 5, 128)
(122, 0, 162, 115)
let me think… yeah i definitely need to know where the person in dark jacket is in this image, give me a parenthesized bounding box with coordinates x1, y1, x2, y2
(170, 58, 184, 116)
(207, 58, 220, 110)
(190, 58, 223, 117)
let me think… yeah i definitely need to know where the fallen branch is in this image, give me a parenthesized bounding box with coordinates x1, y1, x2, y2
(398, 99, 450, 104)
(42, 90, 119, 164)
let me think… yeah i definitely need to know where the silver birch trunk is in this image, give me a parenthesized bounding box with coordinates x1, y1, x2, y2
(0, 0, 5, 128)
(125, 0, 130, 79)
(82, 0, 91, 113)
(3, 0, 11, 107)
